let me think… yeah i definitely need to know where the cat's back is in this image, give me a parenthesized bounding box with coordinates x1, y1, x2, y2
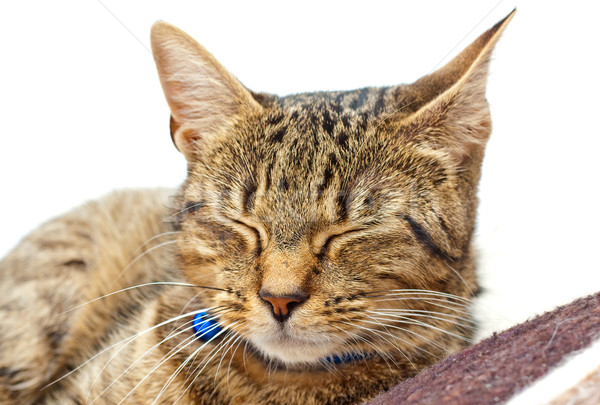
(0, 188, 176, 404)
(0, 188, 175, 284)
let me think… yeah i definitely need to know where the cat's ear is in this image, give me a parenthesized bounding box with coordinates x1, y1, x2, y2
(393, 10, 515, 166)
(150, 21, 262, 160)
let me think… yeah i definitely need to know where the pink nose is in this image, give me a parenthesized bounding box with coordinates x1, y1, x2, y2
(259, 289, 308, 322)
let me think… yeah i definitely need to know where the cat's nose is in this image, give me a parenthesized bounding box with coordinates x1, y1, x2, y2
(259, 289, 308, 323)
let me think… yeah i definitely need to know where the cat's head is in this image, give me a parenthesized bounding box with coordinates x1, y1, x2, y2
(151, 12, 513, 367)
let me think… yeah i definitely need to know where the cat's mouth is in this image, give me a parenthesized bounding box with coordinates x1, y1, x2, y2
(250, 333, 339, 365)
(194, 311, 371, 367)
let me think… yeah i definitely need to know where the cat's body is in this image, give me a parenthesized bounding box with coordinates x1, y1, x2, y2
(0, 12, 513, 404)
(0, 188, 415, 404)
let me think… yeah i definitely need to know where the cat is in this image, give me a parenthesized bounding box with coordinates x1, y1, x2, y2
(0, 10, 514, 405)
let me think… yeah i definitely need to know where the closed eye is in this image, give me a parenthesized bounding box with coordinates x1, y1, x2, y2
(226, 217, 264, 256)
(316, 227, 368, 259)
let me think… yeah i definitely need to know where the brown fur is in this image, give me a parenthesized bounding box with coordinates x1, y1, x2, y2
(0, 11, 514, 404)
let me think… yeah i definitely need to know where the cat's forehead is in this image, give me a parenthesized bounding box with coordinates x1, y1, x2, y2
(260, 102, 365, 150)
(245, 89, 392, 159)
(246, 85, 422, 156)
(277, 87, 394, 116)
(201, 92, 443, 191)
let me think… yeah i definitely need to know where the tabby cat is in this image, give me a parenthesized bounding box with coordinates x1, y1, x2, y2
(0, 11, 514, 404)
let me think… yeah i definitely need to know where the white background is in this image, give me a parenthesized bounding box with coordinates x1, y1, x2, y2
(1, 1, 598, 338)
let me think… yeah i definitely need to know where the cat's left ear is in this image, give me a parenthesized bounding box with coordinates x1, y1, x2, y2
(393, 10, 515, 166)
(150, 21, 262, 160)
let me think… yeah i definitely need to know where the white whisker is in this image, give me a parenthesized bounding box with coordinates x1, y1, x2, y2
(373, 295, 470, 309)
(120, 320, 237, 405)
(89, 325, 193, 403)
(214, 332, 245, 385)
(242, 340, 250, 373)
(328, 325, 375, 371)
(374, 289, 471, 304)
(58, 282, 200, 316)
(370, 310, 475, 332)
(153, 314, 234, 403)
(361, 313, 439, 358)
(173, 329, 237, 399)
(161, 202, 207, 223)
(89, 310, 227, 404)
(226, 335, 245, 391)
(131, 231, 181, 254)
(353, 318, 447, 353)
(336, 320, 399, 367)
(367, 314, 473, 343)
(445, 263, 474, 296)
(372, 298, 472, 318)
(112, 240, 178, 284)
(168, 291, 204, 335)
(367, 309, 475, 328)
(172, 323, 241, 404)
(89, 316, 204, 403)
(45, 305, 215, 391)
(339, 320, 408, 370)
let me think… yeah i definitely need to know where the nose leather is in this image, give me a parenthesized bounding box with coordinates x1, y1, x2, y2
(259, 290, 308, 322)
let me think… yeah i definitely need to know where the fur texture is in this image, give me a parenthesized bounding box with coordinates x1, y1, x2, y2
(0, 11, 514, 404)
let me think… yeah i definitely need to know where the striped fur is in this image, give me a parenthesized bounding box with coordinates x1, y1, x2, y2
(0, 11, 514, 405)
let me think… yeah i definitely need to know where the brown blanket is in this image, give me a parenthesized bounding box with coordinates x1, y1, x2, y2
(368, 291, 600, 404)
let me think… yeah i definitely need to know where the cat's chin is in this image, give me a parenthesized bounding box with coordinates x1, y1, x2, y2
(249, 334, 337, 366)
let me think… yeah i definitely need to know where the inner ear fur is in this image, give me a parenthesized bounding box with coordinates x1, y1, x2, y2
(393, 10, 515, 166)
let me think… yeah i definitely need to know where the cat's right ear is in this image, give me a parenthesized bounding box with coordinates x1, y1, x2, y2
(150, 21, 262, 160)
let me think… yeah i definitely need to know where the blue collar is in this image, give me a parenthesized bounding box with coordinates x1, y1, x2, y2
(193, 311, 371, 365)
